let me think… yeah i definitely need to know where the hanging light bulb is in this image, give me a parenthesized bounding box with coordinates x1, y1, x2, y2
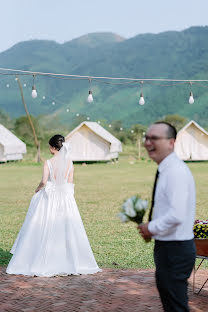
(139, 93, 145, 105)
(87, 90, 93, 103)
(31, 75, 37, 98)
(31, 86, 37, 98)
(189, 91, 194, 104)
(87, 78, 93, 102)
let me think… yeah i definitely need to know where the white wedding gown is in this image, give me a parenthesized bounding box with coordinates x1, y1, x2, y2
(6, 157, 101, 277)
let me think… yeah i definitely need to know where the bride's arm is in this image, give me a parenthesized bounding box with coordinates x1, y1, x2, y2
(35, 161, 49, 192)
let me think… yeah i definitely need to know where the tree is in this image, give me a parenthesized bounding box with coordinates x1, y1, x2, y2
(111, 120, 123, 132)
(0, 109, 13, 129)
(129, 124, 147, 159)
(161, 114, 187, 132)
(69, 114, 88, 130)
(14, 116, 43, 147)
(129, 124, 147, 144)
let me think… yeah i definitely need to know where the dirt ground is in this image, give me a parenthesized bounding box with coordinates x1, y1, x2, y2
(0, 267, 207, 312)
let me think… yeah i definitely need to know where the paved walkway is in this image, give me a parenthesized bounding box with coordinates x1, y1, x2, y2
(0, 267, 207, 312)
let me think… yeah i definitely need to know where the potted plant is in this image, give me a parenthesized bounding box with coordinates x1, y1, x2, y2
(194, 220, 208, 257)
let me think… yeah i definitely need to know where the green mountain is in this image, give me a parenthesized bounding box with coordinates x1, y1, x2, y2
(0, 27, 208, 127)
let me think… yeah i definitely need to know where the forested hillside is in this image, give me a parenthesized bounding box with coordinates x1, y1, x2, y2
(0, 27, 208, 127)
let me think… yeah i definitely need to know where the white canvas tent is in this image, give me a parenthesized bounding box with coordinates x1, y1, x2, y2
(65, 121, 122, 161)
(174, 120, 208, 160)
(0, 124, 27, 162)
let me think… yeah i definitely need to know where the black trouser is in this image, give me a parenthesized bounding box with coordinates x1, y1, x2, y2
(154, 239, 196, 312)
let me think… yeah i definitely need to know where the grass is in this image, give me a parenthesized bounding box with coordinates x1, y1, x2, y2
(0, 153, 208, 269)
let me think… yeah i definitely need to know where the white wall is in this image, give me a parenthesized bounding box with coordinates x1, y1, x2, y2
(175, 124, 208, 160)
(0, 144, 5, 161)
(67, 125, 112, 161)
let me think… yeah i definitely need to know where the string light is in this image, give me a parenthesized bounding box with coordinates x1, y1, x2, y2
(2, 67, 208, 107)
(6, 72, 88, 123)
(2, 67, 207, 83)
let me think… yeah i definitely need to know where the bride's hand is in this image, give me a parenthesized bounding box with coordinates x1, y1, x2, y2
(35, 186, 41, 193)
(35, 182, 45, 193)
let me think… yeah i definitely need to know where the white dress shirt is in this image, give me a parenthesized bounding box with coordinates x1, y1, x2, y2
(148, 152, 195, 241)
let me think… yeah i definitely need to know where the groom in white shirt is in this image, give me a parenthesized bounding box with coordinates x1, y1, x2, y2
(138, 121, 196, 312)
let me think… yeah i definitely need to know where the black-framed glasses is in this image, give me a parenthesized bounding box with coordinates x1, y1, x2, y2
(144, 135, 171, 142)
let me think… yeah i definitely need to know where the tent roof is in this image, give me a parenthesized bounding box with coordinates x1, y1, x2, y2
(66, 121, 122, 152)
(0, 124, 26, 154)
(178, 120, 208, 136)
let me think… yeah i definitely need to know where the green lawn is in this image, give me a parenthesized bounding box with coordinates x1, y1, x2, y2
(0, 156, 208, 268)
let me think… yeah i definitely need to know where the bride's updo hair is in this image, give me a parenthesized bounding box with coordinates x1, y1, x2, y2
(49, 134, 65, 151)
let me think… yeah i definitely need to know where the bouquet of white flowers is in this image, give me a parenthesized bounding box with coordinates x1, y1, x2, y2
(118, 195, 148, 224)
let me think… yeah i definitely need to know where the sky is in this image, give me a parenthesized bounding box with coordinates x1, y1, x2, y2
(0, 0, 207, 52)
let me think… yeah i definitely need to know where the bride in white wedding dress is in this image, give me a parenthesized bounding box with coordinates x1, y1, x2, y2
(6, 135, 101, 277)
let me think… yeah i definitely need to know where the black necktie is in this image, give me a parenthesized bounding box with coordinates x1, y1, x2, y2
(148, 169, 159, 222)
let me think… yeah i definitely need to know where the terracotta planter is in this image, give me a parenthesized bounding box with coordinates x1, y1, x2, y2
(194, 238, 208, 257)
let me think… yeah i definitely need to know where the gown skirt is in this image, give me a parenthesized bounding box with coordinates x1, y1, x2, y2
(6, 182, 101, 277)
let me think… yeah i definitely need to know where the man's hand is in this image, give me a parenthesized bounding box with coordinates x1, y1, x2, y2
(138, 222, 152, 240)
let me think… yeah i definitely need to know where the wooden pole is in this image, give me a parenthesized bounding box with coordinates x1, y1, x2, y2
(16, 75, 41, 162)
(137, 136, 141, 160)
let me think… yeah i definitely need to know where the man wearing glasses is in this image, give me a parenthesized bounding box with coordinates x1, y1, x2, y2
(138, 121, 196, 312)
